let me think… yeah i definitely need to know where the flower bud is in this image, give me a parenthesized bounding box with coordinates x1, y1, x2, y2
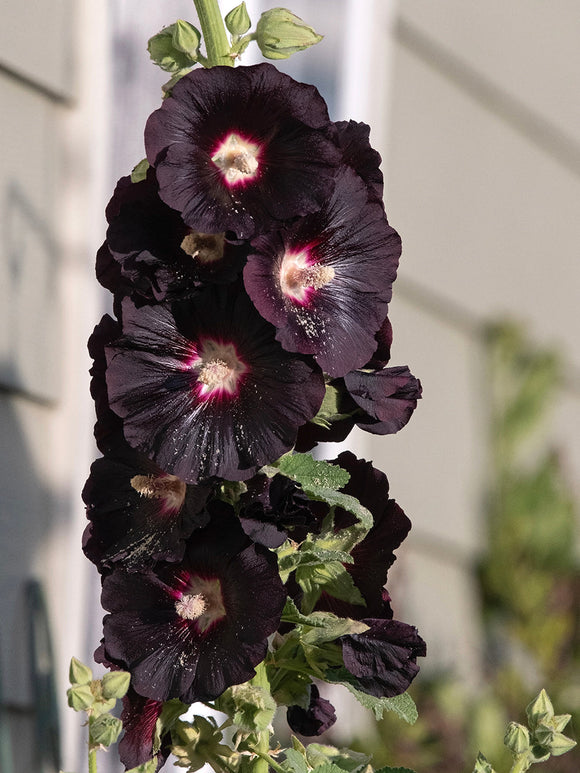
(101, 670, 131, 700)
(225, 2, 251, 36)
(255, 9, 322, 60)
(148, 20, 200, 73)
(504, 722, 531, 754)
(69, 657, 93, 686)
(526, 688, 554, 729)
(90, 714, 123, 748)
(67, 683, 94, 711)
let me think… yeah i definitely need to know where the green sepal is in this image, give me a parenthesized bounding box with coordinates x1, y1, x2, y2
(148, 21, 201, 73)
(90, 713, 123, 748)
(101, 670, 131, 700)
(526, 688, 554, 729)
(67, 683, 94, 711)
(255, 8, 323, 60)
(131, 159, 150, 183)
(545, 731, 577, 756)
(225, 2, 251, 36)
(154, 700, 189, 756)
(471, 752, 497, 773)
(69, 656, 93, 686)
(215, 682, 276, 733)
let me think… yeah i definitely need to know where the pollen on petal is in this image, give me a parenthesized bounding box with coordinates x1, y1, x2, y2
(180, 231, 226, 264)
(191, 339, 247, 398)
(130, 473, 187, 514)
(280, 251, 335, 305)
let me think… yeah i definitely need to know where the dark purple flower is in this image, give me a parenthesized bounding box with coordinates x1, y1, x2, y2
(244, 166, 400, 377)
(287, 684, 337, 736)
(104, 169, 247, 304)
(104, 284, 325, 483)
(341, 618, 426, 698)
(344, 365, 422, 434)
(145, 63, 341, 238)
(118, 690, 169, 771)
(238, 473, 325, 548)
(333, 120, 384, 205)
(82, 452, 212, 572)
(101, 503, 287, 703)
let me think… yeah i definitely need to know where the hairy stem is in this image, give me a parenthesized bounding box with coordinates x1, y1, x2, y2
(88, 748, 97, 773)
(193, 0, 233, 67)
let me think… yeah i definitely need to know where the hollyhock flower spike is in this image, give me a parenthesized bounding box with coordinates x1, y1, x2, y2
(101, 502, 287, 703)
(145, 63, 342, 238)
(104, 283, 325, 483)
(244, 166, 401, 377)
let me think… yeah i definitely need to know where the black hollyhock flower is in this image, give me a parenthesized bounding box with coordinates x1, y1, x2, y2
(341, 618, 426, 698)
(333, 120, 384, 205)
(104, 284, 325, 483)
(287, 684, 337, 737)
(82, 450, 212, 572)
(316, 451, 411, 620)
(244, 166, 401, 377)
(145, 63, 341, 238)
(101, 503, 287, 703)
(118, 690, 169, 772)
(343, 365, 422, 435)
(238, 473, 325, 548)
(104, 169, 247, 304)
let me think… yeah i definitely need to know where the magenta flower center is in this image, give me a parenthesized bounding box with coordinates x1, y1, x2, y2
(180, 231, 226, 264)
(130, 473, 187, 514)
(211, 133, 260, 186)
(280, 250, 335, 304)
(192, 339, 247, 398)
(175, 576, 226, 632)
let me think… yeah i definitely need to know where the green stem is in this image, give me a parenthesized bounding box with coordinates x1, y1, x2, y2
(253, 730, 270, 773)
(88, 748, 97, 773)
(256, 749, 286, 773)
(193, 0, 233, 67)
(509, 754, 531, 773)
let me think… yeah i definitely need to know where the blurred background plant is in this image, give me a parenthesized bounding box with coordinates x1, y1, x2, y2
(339, 320, 580, 772)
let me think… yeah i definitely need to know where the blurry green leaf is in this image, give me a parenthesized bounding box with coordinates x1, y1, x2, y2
(471, 752, 497, 773)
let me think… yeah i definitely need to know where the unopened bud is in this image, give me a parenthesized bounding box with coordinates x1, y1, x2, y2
(148, 21, 200, 73)
(67, 683, 94, 712)
(225, 2, 251, 36)
(101, 670, 131, 700)
(255, 9, 322, 60)
(90, 714, 123, 748)
(526, 688, 554, 729)
(504, 722, 531, 754)
(69, 657, 93, 686)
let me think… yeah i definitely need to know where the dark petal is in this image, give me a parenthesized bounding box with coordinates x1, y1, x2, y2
(105, 289, 324, 483)
(82, 455, 211, 572)
(333, 119, 384, 204)
(341, 618, 426, 698)
(145, 63, 340, 238)
(287, 684, 337, 736)
(244, 166, 400, 377)
(366, 315, 393, 368)
(344, 366, 422, 435)
(118, 690, 167, 771)
(96, 242, 133, 297)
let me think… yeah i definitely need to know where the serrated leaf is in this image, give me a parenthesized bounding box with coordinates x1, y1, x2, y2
(306, 745, 371, 771)
(282, 748, 309, 773)
(472, 752, 497, 773)
(277, 453, 350, 491)
(305, 488, 373, 537)
(329, 673, 418, 723)
(296, 561, 366, 614)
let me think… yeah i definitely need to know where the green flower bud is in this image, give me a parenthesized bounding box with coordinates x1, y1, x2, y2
(504, 722, 531, 754)
(547, 731, 577, 756)
(148, 20, 200, 73)
(67, 683, 94, 712)
(225, 2, 251, 36)
(90, 714, 123, 748)
(171, 716, 234, 769)
(101, 670, 131, 700)
(69, 656, 93, 686)
(526, 689, 554, 729)
(255, 8, 322, 60)
(533, 721, 554, 746)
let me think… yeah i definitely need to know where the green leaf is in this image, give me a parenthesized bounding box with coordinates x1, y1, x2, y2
(225, 2, 251, 36)
(471, 752, 497, 773)
(306, 745, 371, 771)
(282, 748, 309, 773)
(296, 560, 365, 614)
(304, 488, 373, 538)
(375, 768, 417, 773)
(131, 158, 150, 183)
(69, 657, 93, 686)
(255, 8, 323, 59)
(328, 672, 418, 723)
(310, 384, 356, 429)
(277, 453, 350, 491)
(215, 682, 276, 733)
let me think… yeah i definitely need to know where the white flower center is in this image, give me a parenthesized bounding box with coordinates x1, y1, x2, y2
(175, 576, 226, 632)
(280, 251, 335, 303)
(180, 231, 225, 264)
(130, 473, 187, 513)
(211, 133, 259, 185)
(193, 339, 247, 397)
